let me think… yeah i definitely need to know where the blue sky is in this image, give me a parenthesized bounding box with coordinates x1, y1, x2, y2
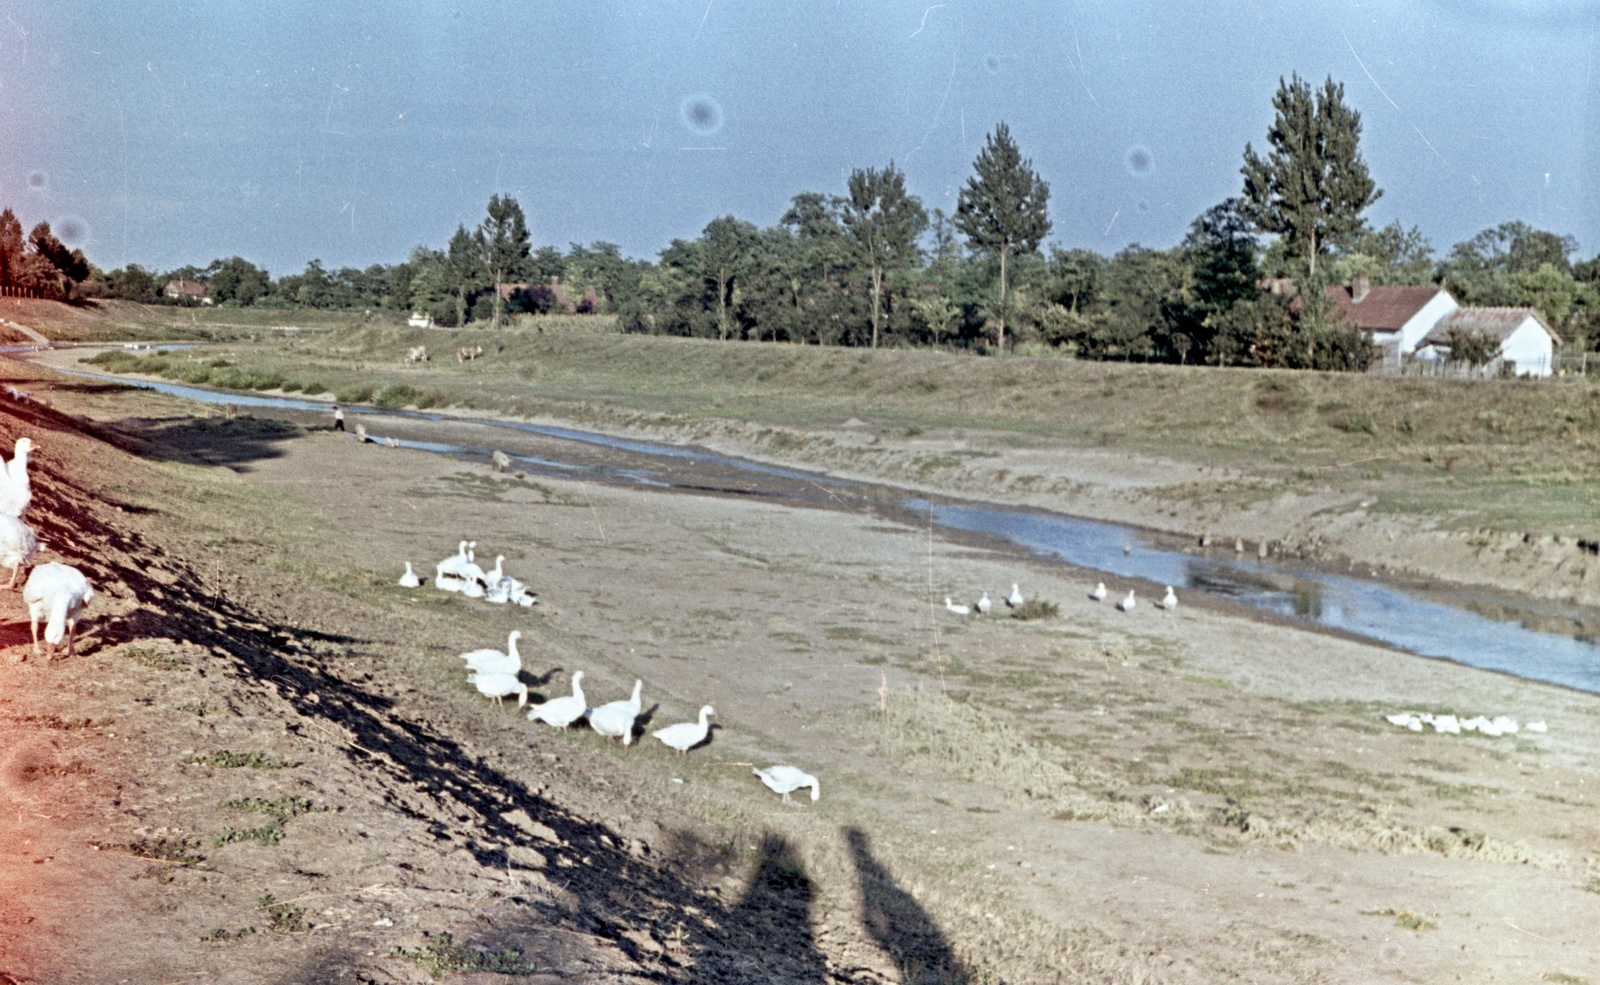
(0, 0, 1595, 275)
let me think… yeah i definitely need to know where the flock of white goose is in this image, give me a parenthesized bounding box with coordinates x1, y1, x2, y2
(1385, 711, 1547, 736)
(943, 581, 1178, 617)
(0, 436, 95, 658)
(399, 541, 819, 805)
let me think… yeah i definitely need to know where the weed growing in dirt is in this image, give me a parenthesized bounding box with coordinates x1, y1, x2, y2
(184, 749, 296, 769)
(126, 837, 204, 866)
(1540, 973, 1590, 984)
(212, 823, 286, 847)
(1360, 908, 1436, 931)
(256, 894, 309, 933)
(199, 926, 256, 942)
(1009, 598, 1059, 620)
(119, 645, 184, 670)
(389, 931, 541, 978)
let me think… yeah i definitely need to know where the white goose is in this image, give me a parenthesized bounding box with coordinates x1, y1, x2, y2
(944, 597, 971, 616)
(976, 592, 992, 615)
(398, 562, 421, 588)
(22, 561, 92, 659)
(1117, 589, 1137, 612)
(460, 577, 486, 599)
(1005, 583, 1024, 608)
(652, 705, 714, 755)
(753, 765, 820, 804)
(1090, 582, 1108, 602)
(1160, 586, 1178, 611)
(469, 670, 528, 708)
(459, 630, 522, 676)
(590, 680, 643, 745)
(528, 671, 587, 727)
(435, 564, 465, 593)
(0, 437, 36, 518)
(436, 540, 471, 578)
(0, 514, 39, 589)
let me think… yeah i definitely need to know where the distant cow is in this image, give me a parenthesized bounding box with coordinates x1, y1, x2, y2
(457, 345, 484, 362)
(405, 345, 429, 363)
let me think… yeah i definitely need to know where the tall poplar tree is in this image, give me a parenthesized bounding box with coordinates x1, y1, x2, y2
(955, 123, 1052, 349)
(838, 161, 927, 348)
(477, 194, 532, 329)
(1240, 75, 1381, 279)
(445, 225, 482, 326)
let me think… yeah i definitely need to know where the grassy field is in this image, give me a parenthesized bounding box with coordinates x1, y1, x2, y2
(79, 320, 1600, 535)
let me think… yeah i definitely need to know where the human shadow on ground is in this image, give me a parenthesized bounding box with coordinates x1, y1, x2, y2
(692, 833, 830, 984)
(846, 827, 969, 984)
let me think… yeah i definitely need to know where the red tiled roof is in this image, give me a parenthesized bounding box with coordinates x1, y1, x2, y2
(1323, 284, 1446, 333)
(163, 278, 208, 298)
(1421, 307, 1561, 347)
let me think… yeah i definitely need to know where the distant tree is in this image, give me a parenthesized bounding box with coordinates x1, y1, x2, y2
(0, 209, 23, 294)
(1240, 74, 1381, 279)
(1351, 222, 1434, 284)
(288, 259, 332, 308)
(700, 216, 759, 340)
(206, 256, 272, 306)
(781, 192, 851, 286)
(529, 245, 566, 283)
(477, 195, 532, 329)
(955, 123, 1052, 349)
(28, 221, 89, 297)
(1183, 199, 1260, 359)
(102, 264, 161, 303)
(445, 225, 484, 325)
(1441, 326, 1502, 370)
(838, 162, 928, 348)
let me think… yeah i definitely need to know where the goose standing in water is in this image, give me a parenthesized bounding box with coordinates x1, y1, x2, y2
(754, 765, 820, 804)
(590, 680, 643, 745)
(398, 562, 421, 588)
(528, 671, 587, 728)
(1090, 582, 1108, 602)
(459, 630, 523, 676)
(22, 562, 92, 659)
(652, 706, 714, 755)
(0, 437, 36, 518)
(1160, 586, 1178, 611)
(1117, 589, 1137, 613)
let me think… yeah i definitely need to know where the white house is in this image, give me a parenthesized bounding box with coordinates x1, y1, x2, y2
(406, 312, 434, 328)
(1415, 307, 1561, 377)
(1322, 275, 1459, 369)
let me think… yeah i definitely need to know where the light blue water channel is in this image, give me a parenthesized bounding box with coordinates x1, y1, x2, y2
(29, 355, 1600, 695)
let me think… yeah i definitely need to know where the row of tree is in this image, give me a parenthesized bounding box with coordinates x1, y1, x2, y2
(0, 209, 90, 300)
(64, 73, 1600, 370)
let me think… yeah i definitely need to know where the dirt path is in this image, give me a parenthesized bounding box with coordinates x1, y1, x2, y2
(0, 359, 1597, 984)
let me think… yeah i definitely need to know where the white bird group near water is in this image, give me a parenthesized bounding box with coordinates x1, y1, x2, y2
(0, 435, 94, 658)
(404, 540, 538, 607)
(1088, 581, 1177, 614)
(946, 582, 1030, 617)
(1385, 711, 1547, 736)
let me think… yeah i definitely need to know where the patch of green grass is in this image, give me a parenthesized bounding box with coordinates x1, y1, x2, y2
(220, 794, 318, 820)
(183, 750, 296, 769)
(256, 894, 310, 933)
(1540, 973, 1589, 985)
(1009, 598, 1059, 621)
(1361, 908, 1436, 931)
(126, 837, 204, 866)
(212, 823, 286, 847)
(389, 931, 542, 978)
(117, 645, 184, 671)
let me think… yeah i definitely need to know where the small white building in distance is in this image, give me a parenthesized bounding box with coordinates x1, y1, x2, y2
(407, 312, 434, 328)
(1415, 307, 1561, 377)
(1322, 274, 1459, 370)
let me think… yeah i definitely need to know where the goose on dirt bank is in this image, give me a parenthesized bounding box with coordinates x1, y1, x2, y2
(944, 597, 970, 616)
(469, 670, 529, 708)
(528, 671, 587, 728)
(435, 565, 465, 593)
(652, 706, 714, 755)
(1005, 583, 1024, 608)
(590, 680, 643, 745)
(437, 541, 471, 578)
(459, 630, 522, 677)
(398, 562, 420, 588)
(1160, 586, 1178, 611)
(754, 765, 819, 804)
(976, 592, 992, 616)
(460, 577, 486, 599)
(0, 437, 36, 518)
(23, 561, 92, 659)
(1117, 589, 1137, 613)
(1090, 582, 1108, 602)
(0, 515, 39, 589)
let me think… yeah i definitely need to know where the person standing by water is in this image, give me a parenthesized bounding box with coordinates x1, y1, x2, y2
(332, 405, 345, 432)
